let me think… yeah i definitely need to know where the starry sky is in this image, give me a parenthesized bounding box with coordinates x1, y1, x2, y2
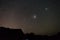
(0, 0, 60, 35)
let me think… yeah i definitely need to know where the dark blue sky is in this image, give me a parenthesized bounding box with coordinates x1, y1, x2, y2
(0, 0, 60, 35)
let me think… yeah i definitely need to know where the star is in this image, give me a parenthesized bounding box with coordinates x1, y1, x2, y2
(45, 8, 48, 11)
(33, 15, 37, 19)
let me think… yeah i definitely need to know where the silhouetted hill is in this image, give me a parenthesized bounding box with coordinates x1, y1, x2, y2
(0, 27, 60, 40)
(0, 27, 24, 40)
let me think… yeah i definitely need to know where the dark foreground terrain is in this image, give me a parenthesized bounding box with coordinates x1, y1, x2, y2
(0, 27, 60, 40)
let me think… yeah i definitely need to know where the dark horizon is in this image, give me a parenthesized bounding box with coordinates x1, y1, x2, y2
(0, 26, 60, 36)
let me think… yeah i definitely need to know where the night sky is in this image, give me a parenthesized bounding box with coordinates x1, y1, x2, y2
(0, 0, 60, 35)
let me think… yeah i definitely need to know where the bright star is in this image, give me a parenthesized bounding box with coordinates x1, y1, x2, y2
(33, 15, 36, 19)
(45, 8, 48, 11)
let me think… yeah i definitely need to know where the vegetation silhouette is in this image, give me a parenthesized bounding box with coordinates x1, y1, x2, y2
(0, 27, 60, 40)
